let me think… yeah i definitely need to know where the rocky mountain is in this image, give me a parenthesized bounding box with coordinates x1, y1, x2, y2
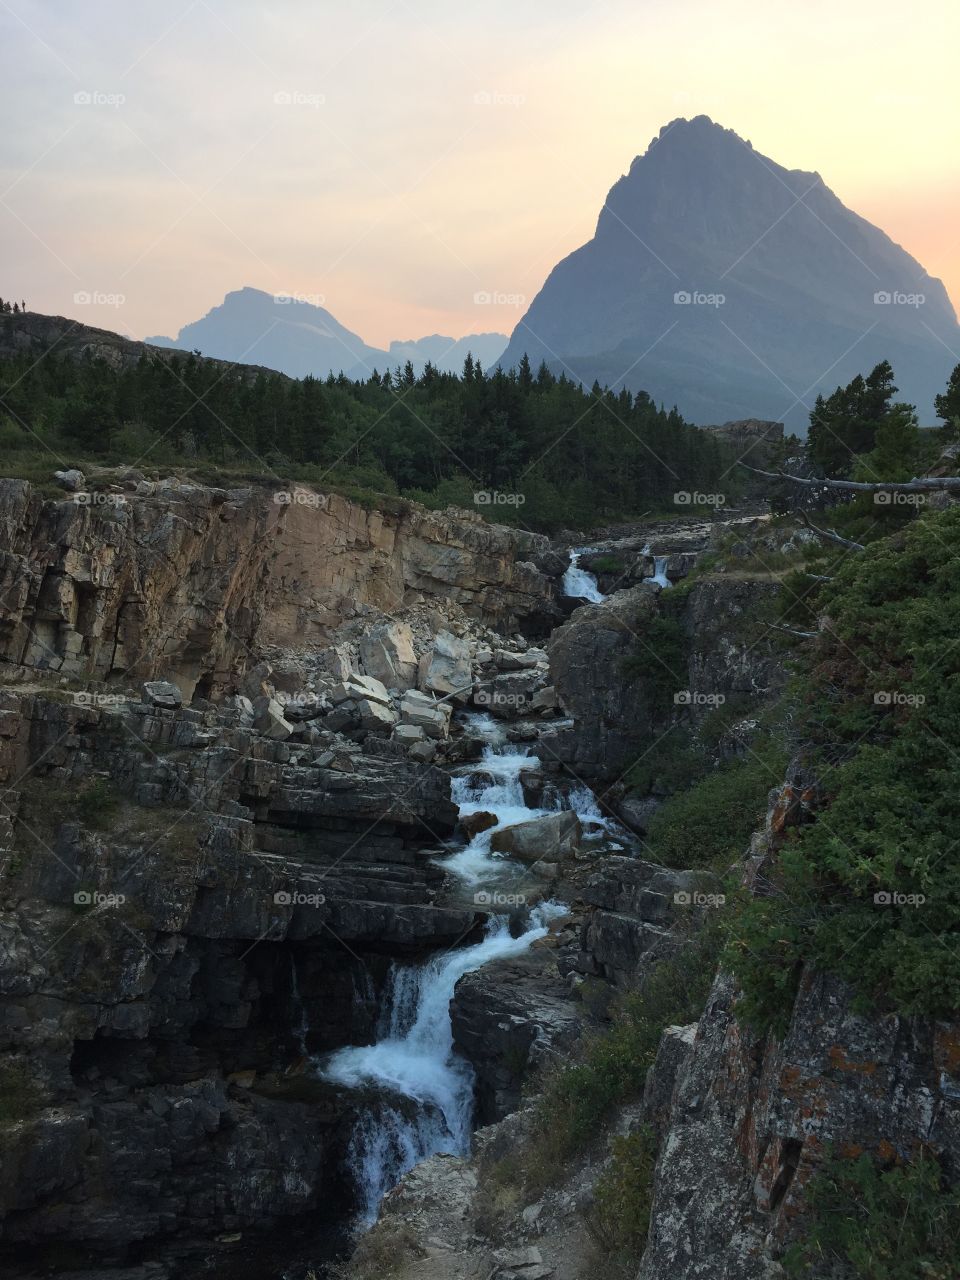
(147, 287, 506, 379)
(496, 116, 960, 428)
(386, 331, 508, 374)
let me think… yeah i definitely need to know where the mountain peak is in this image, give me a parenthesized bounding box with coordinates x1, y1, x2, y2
(498, 123, 958, 428)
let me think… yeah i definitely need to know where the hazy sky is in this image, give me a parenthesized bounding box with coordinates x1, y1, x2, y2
(2, 0, 958, 347)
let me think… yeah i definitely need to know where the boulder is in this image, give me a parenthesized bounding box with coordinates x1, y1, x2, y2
(461, 810, 499, 839)
(360, 622, 417, 690)
(617, 793, 662, 835)
(240, 660, 274, 700)
(393, 723, 425, 745)
(330, 674, 391, 707)
(489, 810, 582, 863)
(495, 649, 541, 671)
(409, 739, 438, 763)
(355, 697, 398, 733)
(320, 643, 354, 681)
(54, 468, 85, 492)
(531, 686, 558, 712)
(142, 680, 183, 709)
(475, 670, 541, 719)
(400, 690, 452, 740)
(420, 630, 473, 702)
(253, 695, 294, 740)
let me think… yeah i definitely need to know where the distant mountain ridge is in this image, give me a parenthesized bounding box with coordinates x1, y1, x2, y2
(495, 116, 959, 428)
(147, 288, 507, 379)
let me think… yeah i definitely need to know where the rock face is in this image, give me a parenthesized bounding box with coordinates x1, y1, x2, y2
(495, 115, 959, 428)
(544, 573, 786, 779)
(0, 686, 478, 1268)
(542, 584, 660, 778)
(0, 478, 557, 698)
(451, 934, 583, 1124)
(639, 966, 960, 1279)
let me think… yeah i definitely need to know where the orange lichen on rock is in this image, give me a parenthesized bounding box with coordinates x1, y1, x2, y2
(828, 1045, 878, 1075)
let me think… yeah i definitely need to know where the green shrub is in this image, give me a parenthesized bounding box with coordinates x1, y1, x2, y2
(784, 1149, 960, 1279)
(643, 743, 786, 871)
(622, 616, 688, 714)
(74, 777, 120, 828)
(728, 508, 960, 1027)
(589, 1125, 658, 1262)
(625, 728, 707, 796)
(590, 555, 625, 574)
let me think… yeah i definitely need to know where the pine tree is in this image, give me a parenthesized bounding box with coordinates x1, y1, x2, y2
(935, 363, 960, 441)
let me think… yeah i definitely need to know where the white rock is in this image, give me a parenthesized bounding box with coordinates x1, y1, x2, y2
(420, 629, 472, 702)
(360, 622, 417, 690)
(330, 674, 391, 707)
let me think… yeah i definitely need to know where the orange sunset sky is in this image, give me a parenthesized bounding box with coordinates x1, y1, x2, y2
(2, 0, 957, 350)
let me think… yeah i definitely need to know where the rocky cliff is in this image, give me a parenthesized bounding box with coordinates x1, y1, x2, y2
(0, 477, 558, 699)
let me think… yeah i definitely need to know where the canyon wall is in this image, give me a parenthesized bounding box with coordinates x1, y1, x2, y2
(0, 478, 558, 700)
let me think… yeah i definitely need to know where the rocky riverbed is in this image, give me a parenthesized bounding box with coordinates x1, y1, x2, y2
(2, 475, 953, 1280)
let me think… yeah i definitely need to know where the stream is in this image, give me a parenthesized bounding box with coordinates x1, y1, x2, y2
(323, 903, 567, 1224)
(317, 711, 629, 1227)
(313, 557, 641, 1231)
(562, 547, 605, 602)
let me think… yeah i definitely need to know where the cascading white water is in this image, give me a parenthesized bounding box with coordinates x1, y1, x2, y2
(651, 555, 671, 588)
(324, 904, 567, 1224)
(562, 547, 605, 602)
(440, 712, 626, 887)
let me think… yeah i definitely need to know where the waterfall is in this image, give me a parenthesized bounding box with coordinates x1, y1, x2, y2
(651, 555, 671, 588)
(324, 904, 567, 1225)
(440, 712, 628, 886)
(562, 548, 605, 602)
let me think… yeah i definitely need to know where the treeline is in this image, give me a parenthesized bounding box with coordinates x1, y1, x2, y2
(807, 357, 959, 481)
(0, 345, 737, 528)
